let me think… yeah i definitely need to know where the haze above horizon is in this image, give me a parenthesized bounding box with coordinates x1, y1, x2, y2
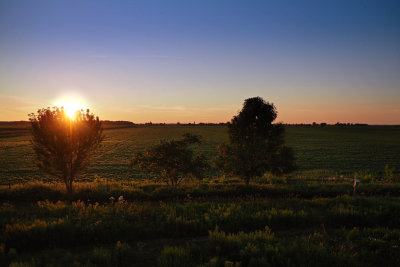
(0, 0, 399, 124)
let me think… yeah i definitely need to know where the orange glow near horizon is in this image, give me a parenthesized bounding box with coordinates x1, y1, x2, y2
(0, 94, 399, 124)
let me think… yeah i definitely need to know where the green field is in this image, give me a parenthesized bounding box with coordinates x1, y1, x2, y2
(1, 125, 399, 184)
(1, 124, 400, 266)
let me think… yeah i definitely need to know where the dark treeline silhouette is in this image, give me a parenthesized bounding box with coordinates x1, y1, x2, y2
(101, 120, 135, 128)
(8, 121, 400, 127)
(3, 121, 389, 128)
(286, 122, 369, 127)
(0, 120, 135, 129)
(138, 122, 228, 126)
(0, 121, 30, 127)
(0, 121, 230, 127)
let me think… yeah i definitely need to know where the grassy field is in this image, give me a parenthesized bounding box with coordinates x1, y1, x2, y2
(1, 181, 400, 266)
(1, 124, 400, 266)
(1, 125, 399, 184)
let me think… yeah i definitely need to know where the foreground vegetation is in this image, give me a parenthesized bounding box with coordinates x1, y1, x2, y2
(1, 179, 400, 266)
(1, 178, 400, 203)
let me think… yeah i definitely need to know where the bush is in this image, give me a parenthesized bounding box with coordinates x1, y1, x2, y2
(158, 246, 193, 267)
(131, 133, 209, 190)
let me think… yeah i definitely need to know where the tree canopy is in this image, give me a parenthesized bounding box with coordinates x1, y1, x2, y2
(216, 97, 296, 185)
(29, 107, 104, 194)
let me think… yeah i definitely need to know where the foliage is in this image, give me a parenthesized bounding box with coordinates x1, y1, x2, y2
(216, 97, 296, 185)
(29, 107, 104, 194)
(5, 241, 134, 267)
(2, 188, 400, 266)
(157, 227, 400, 267)
(2, 180, 400, 203)
(131, 133, 209, 189)
(2, 195, 400, 250)
(158, 246, 193, 267)
(353, 170, 374, 183)
(384, 164, 398, 182)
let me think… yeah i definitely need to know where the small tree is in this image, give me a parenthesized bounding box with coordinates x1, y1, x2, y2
(29, 107, 104, 195)
(215, 97, 296, 185)
(131, 133, 209, 189)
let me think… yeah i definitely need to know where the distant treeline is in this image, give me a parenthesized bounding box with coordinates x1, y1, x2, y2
(288, 122, 369, 127)
(139, 122, 228, 126)
(0, 121, 30, 127)
(101, 120, 135, 128)
(0, 120, 136, 128)
(107, 122, 376, 127)
(3, 121, 400, 128)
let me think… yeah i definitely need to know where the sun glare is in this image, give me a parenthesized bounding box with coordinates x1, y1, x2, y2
(54, 92, 89, 120)
(57, 101, 87, 119)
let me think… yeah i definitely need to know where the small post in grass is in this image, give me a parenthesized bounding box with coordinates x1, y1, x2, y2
(353, 179, 360, 196)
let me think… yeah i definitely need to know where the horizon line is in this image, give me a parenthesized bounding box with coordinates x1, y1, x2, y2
(1, 120, 400, 126)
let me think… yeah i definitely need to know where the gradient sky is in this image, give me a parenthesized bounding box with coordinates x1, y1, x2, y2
(0, 0, 399, 124)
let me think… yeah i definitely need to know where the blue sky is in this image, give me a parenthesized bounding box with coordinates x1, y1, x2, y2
(0, 0, 399, 123)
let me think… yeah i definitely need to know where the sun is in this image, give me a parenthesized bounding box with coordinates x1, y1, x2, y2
(57, 101, 87, 119)
(54, 92, 89, 119)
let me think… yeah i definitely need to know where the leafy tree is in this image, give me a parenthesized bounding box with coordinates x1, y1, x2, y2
(29, 107, 104, 195)
(215, 97, 296, 185)
(131, 133, 209, 189)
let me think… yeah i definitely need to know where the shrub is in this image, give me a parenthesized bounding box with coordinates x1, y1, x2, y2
(131, 133, 209, 190)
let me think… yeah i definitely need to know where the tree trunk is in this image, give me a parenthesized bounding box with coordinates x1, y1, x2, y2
(245, 176, 250, 186)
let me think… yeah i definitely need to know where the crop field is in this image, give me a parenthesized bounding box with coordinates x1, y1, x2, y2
(1, 125, 399, 184)
(1, 124, 400, 266)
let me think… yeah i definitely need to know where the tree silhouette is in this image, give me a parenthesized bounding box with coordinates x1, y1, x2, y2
(131, 133, 209, 189)
(29, 107, 104, 195)
(215, 97, 296, 185)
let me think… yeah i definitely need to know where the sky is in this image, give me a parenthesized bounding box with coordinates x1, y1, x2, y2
(0, 0, 399, 124)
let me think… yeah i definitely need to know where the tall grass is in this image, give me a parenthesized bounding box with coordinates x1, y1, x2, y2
(157, 227, 400, 267)
(2, 196, 400, 252)
(1, 179, 400, 203)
